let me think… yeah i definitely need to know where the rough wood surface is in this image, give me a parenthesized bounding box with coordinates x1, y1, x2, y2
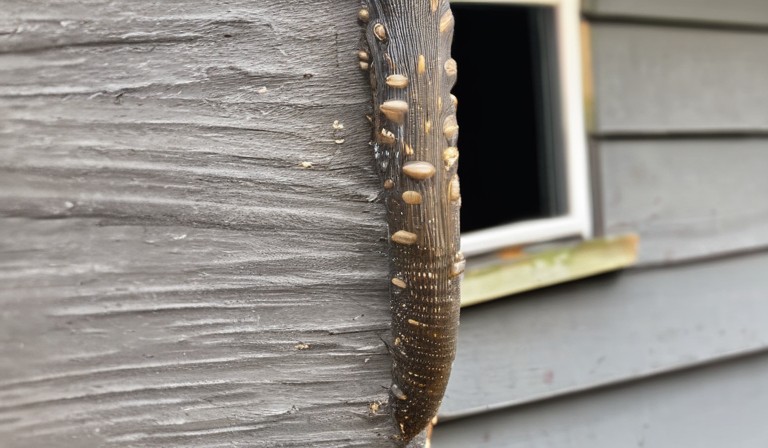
(439, 249, 768, 419)
(590, 23, 768, 133)
(435, 350, 768, 447)
(461, 234, 638, 307)
(0, 1, 402, 446)
(598, 138, 768, 265)
(584, 0, 768, 27)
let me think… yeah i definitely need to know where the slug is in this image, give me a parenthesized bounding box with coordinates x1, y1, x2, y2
(357, 1, 463, 443)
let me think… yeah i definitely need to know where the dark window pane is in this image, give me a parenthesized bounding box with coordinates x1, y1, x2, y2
(452, 4, 565, 233)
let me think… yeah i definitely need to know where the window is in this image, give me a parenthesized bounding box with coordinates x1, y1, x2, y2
(453, 0, 591, 256)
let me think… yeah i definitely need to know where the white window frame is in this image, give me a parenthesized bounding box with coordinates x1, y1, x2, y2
(454, 0, 592, 257)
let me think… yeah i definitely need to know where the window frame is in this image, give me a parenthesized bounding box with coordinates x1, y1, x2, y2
(454, 0, 592, 257)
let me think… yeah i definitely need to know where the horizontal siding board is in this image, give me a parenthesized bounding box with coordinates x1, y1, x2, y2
(590, 23, 768, 133)
(599, 138, 768, 265)
(584, 0, 768, 27)
(434, 351, 768, 447)
(0, 1, 400, 446)
(439, 249, 768, 418)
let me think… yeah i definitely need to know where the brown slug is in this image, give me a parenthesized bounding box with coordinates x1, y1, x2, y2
(357, 1, 463, 443)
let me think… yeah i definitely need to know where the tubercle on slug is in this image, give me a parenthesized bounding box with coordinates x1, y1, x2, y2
(357, 1, 462, 444)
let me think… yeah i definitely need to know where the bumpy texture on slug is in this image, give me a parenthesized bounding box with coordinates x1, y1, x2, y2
(357, 1, 462, 443)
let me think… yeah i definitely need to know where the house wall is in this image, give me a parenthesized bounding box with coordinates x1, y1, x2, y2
(0, 2, 401, 446)
(3, 1, 767, 447)
(435, 1, 768, 446)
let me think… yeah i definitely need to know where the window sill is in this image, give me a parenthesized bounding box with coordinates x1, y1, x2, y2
(461, 234, 639, 307)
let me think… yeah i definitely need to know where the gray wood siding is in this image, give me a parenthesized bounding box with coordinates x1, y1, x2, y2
(590, 23, 768, 134)
(439, 250, 768, 419)
(0, 2, 400, 447)
(584, 0, 768, 27)
(434, 352, 768, 447)
(4, 1, 768, 446)
(599, 138, 768, 265)
(433, 2, 768, 446)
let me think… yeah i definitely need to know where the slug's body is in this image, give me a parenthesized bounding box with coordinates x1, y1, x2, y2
(357, 1, 463, 443)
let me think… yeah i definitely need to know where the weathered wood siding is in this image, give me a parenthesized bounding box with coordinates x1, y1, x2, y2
(4, 1, 768, 446)
(0, 1, 400, 447)
(436, 352, 768, 447)
(435, 2, 768, 446)
(600, 139, 768, 264)
(591, 24, 768, 134)
(440, 250, 768, 419)
(583, 0, 768, 27)
(587, 11, 768, 265)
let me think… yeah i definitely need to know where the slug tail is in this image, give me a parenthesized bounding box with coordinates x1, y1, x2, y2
(357, 1, 463, 444)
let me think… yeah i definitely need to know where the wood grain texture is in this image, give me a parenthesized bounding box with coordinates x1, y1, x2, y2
(434, 350, 768, 447)
(439, 249, 768, 419)
(584, 0, 768, 28)
(0, 1, 401, 446)
(590, 23, 768, 133)
(461, 235, 638, 307)
(598, 138, 768, 265)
